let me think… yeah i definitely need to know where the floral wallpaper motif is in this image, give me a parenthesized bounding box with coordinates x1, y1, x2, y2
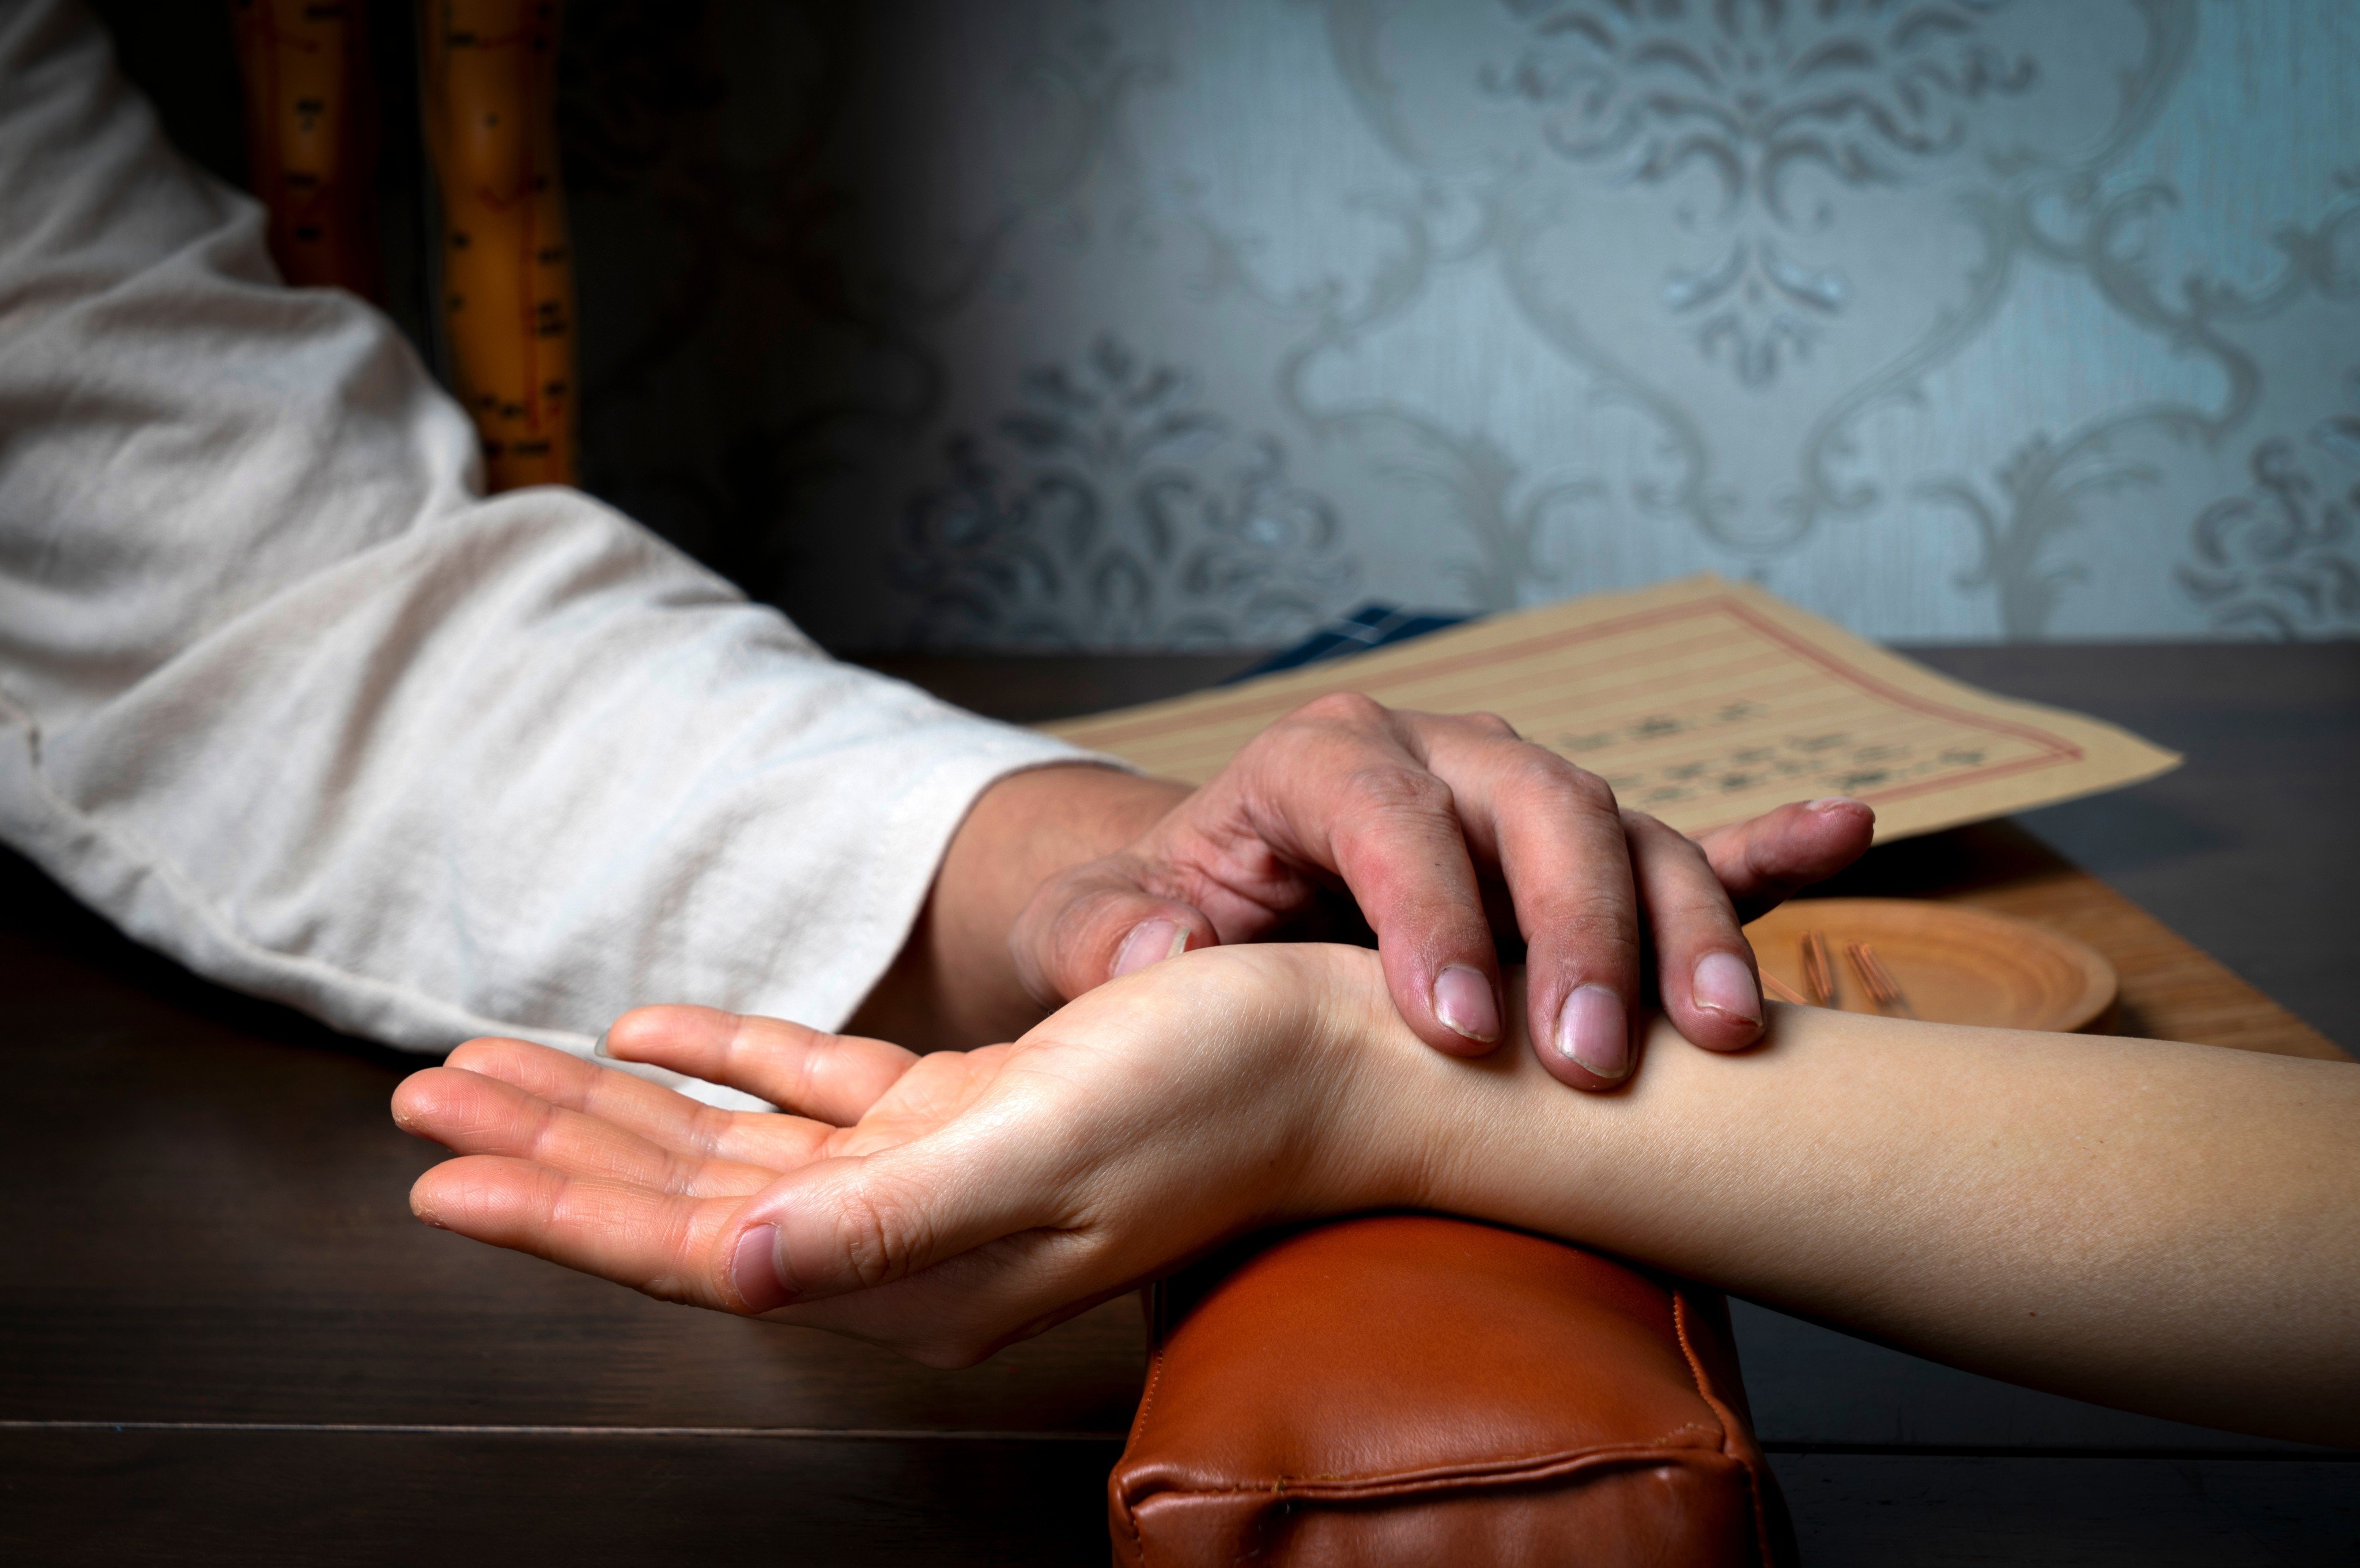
(556, 0, 2360, 648)
(1486, 0, 2038, 388)
(2177, 399, 2360, 637)
(893, 335, 1354, 647)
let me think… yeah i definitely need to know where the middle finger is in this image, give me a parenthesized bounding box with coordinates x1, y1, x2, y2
(394, 1062, 827, 1193)
(443, 1034, 840, 1169)
(1406, 713, 1642, 1090)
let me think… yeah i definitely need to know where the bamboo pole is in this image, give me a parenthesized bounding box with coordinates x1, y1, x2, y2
(418, 0, 577, 490)
(226, 0, 385, 303)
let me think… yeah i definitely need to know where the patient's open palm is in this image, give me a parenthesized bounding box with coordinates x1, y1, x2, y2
(393, 946, 1396, 1365)
(394, 1016, 1013, 1325)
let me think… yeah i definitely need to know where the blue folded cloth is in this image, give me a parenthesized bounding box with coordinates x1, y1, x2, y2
(1225, 604, 1473, 682)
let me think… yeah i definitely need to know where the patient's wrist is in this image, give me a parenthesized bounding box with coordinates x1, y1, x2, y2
(1279, 943, 1532, 1221)
(1294, 953, 1658, 1239)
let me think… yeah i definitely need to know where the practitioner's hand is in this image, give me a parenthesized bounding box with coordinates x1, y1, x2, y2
(1011, 695, 1872, 1086)
(395, 945, 1427, 1367)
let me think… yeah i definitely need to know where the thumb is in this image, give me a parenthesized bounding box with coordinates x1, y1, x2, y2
(723, 1117, 1074, 1313)
(1696, 796, 1876, 922)
(1009, 855, 1217, 1007)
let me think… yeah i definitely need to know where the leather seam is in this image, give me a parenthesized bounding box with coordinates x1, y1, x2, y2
(1121, 1441, 1746, 1503)
(1117, 1264, 1781, 1562)
(1116, 1334, 1170, 1565)
(1674, 1286, 1780, 1567)
(1130, 1343, 1167, 1449)
(1669, 1290, 1732, 1456)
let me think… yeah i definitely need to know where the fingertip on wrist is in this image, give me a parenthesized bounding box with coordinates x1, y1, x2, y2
(1432, 963, 1501, 1044)
(1112, 916, 1194, 980)
(1551, 983, 1630, 1083)
(1690, 949, 1764, 1032)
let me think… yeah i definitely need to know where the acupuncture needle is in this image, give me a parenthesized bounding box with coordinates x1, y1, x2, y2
(1846, 941, 1916, 1018)
(1761, 970, 1810, 1006)
(1800, 930, 1835, 1007)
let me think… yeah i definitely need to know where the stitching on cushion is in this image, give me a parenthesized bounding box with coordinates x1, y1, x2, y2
(1670, 1287, 1724, 1447)
(1675, 1287, 1780, 1566)
(1671, 1284, 1746, 1454)
(1117, 1282, 1770, 1557)
(1130, 1336, 1167, 1446)
(1132, 1443, 1746, 1503)
(1654, 1422, 1726, 1445)
(1126, 1423, 1731, 1506)
(1115, 1328, 1170, 1564)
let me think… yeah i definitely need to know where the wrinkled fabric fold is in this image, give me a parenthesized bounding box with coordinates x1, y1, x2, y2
(0, 0, 1094, 1105)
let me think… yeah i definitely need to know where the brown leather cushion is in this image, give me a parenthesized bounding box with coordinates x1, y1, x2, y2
(1109, 1215, 1791, 1567)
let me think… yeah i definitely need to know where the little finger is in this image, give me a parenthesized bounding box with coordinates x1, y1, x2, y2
(1622, 810, 1764, 1052)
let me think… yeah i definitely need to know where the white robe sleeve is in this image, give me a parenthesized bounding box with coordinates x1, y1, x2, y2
(0, 0, 1100, 1104)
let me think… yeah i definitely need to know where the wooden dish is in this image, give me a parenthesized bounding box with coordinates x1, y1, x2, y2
(1742, 897, 2118, 1033)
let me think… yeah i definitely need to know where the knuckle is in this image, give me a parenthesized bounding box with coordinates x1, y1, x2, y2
(1506, 753, 1618, 815)
(835, 1181, 927, 1291)
(1342, 762, 1455, 821)
(1282, 690, 1393, 742)
(1455, 710, 1520, 740)
(684, 1099, 741, 1161)
(1294, 690, 1388, 726)
(1662, 831, 1720, 879)
(442, 1040, 488, 1072)
(1548, 921, 1642, 982)
(1658, 871, 1744, 925)
(1619, 806, 1694, 853)
(1547, 893, 1645, 964)
(788, 1028, 856, 1120)
(1557, 762, 1619, 814)
(444, 1038, 511, 1074)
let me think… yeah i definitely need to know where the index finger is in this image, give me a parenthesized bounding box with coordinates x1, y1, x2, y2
(1231, 693, 1505, 1055)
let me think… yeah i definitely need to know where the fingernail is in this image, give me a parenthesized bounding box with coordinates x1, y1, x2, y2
(1692, 950, 1763, 1026)
(1112, 918, 1190, 979)
(1433, 964, 1501, 1043)
(1555, 984, 1629, 1080)
(1807, 796, 1866, 812)
(731, 1224, 792, 1313)
(592, 1030, 614, 1060)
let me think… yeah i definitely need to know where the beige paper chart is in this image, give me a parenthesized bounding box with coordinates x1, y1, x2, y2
(1044, 576, 2181, 843)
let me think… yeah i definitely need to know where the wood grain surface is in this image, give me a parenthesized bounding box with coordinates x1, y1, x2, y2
(1744, 897, 2119, 1034)
(0, 849, 1150, 1433)
(0, 845, 1139, 1565)
(1802, 819, 2347, 1061)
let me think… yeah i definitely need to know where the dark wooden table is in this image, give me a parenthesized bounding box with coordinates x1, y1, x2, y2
(3, 643, 2354, 1565)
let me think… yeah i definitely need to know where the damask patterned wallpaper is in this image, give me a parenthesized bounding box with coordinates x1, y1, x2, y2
(556, 0, 2360, 650)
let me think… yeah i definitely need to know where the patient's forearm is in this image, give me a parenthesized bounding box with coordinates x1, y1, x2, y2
(1369, 993, 2360, 1446)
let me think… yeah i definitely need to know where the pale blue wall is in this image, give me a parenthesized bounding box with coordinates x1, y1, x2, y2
(568, 0, 2360, 649)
